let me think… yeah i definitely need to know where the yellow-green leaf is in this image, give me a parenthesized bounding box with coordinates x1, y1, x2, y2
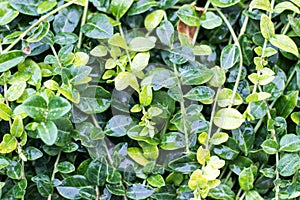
(249, 0, 272, 12)
(144, 10, 165, 32)
(0, 134, 17, 153)
(6, 81, 26, 101)
(11, 116, 23, 137)
(197, 146, 210, 165)
(214, 108, 245, 130)
(0, 103, 12, 121)
(260, 14, 275, 40)
(127, 147, 150, 166)
(270, 34, 299, 56)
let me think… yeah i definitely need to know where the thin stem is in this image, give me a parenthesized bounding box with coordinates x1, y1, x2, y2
(214, 6, 243, 108)
(3, 0, 77, 53)
(207, 87, 221, 150)
(239, 8, 251, 37)
(77, 0, 89, 49)
(48, 151, 61, 200)
(4, 84, 12, 127)
(118, 24, 132, 69)
(95, 186, 100, 200)
(173, 63, 189, 154)
(50, 45, 62, 68)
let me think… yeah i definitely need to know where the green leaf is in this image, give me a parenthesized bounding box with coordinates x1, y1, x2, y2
(13, 178, 27, 199)
(127, 147, 151, 166)
(279, 134, 300, 152)
(139, 85, 153, 106)
(37, 1, 57, 14)
(291, 112, 300, 124)
(0, 2, 19, 26)
(0, 103, 12, 121)
(128, 0, 158, 16)
(126, 184, 154, 199)
(217, 88, 243, 107)
(48, 96, 71, 120)
(57, 161, 76, 174)
(277, 153, 300, 177)
(22, 95, 47, 120)
(27, 21, 50, 43)
(11, 116, 24, 137)
(144, 10, 165, 32)
(108, 33, 128, 49)
(177, 5, 201, 26)
(156, 20, 174, 47)
(245, 92, 271, 102)
(110, 0, 134, 20)
(288, 15, 300, 37)
(6, 161, 22, 179)
(269, 34, 299, 56)
(214, 108, 245, 130)
(131, 52, 150, 72)
(188, 169, 207, 190)
(81, 14, 113, 39)
(260, 14, 275, 40)
(115, 72, 139, 91)
(90, 45, 107, 57)
(210, 132, 229, 145)
(211, 0, 240, 8)
(200, 12, 222, 29)
(37, 121, 58, 146)
(6, 81, 26, 101)
(25, 146, 43, 161)
(160, 132, 185, 150)
(246, 190, 264, 200)
(54, 32, 78, 45)
(249, 0, 272, 12)
(238, 167, 254, 191)
(85, 158, 107, 186)
(220, 44, 240, 69)
(184, 86, 215, 104)
(105, 115, 133, 137)
(0, 134, 18, 153)
(10, 0, 41, 16)
(129, 37, 156, 52)
(274, 2, 300, 14)
(261, 139, 279, 154)
(193, 45, 213, 55)
(209, 184, 236, 200)
(53, 5, 82, 33)
(274, 91, 298, 118)
(0, 51, 25, 73)
(208, 66, 226, 87)
(147, 174, 165, 187)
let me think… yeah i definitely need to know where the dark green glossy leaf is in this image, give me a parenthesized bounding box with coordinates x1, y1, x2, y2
(220, 44, 240, 70)
(177, 5, 201, 27)
(53, 5, 82, 33)
(82, 13, 113, 39)
(277, 153, 300, 177)
(126, 184, 154, 199)
(110, 0, 134, 20)
(0, 51, 25, 73)
(10, 0, 41, 16)
(37, 121, 58, 146)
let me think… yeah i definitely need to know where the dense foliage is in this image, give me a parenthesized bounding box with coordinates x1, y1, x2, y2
(0, 0, 299, 199)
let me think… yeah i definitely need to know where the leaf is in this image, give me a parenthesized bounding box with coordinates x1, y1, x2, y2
(128, 0, 158, 16)
(214, 108, 245, 130)
(210, 132, 229, 145)
(238, 167, 254, 191)
(0, 134, 18, 154)
(90, 45, 107, 57)
(200, 12, 222, 29)
(108, 33, 128, 49)
(11, 116, 24, 137)
(144, 10, 165, 32)
(25, 146, 43, 161)
(6, 81, 26, 101)
(209, 184, 236, 200)
(6, 161, 22, 179)
(217, 88, 243, 107)
(177, 5, 201, 26)
(0, 103, 12, 121)
(131, 52, 150, 72)
(184, 86, 215, 104)
(27, 21, 50, 43)
(277, 153, 300, 177)
(37, 1, 57, 14)
(85, 158, 107, 186)
(0, 2, 19, 26)
(220, 44, 240, 69)
(274, 91, 298, 118)
(110, 0, 134, 20)
(37, 121, 58, 146)
(115, 72, 139, 91)
(208, 66, 226, 87)
(260, 14, 275, 40)
(156, 20, 174, 47)
(177, 20, 197, 42)
(291, 112, 300, 124)
(48, 96, 71, 120)
(81, 13, 113, 39)
(0, 51, 25, 73)
(54, 32, 78, 45)
(53, 5, 82, 33)
(269, 34, 299, 56)
(197, 146, 210, 165)
(188, 169, 207, 190)
(211, 0, 240, 8)
(288, 15, 300, 37)
(249, 0, 272, 12)
(274, 2, 300, 14)
(126, 184, 154, 199)
(261, 139, 279, 154)
(129, 37, 155, 52)
(139, 85, 152, 106)
(127, 147, 150, 166)
(246, 190, 264, 200)
(245, 92, 271, 102)
(105, 115, 133, 137)
(279, 134, 300, 152)
(160, 132, 185, 150)
(57, 161, 76, 174)
(147, 174, 165, 187)
(10, 0, 41, 16)
(22, 95, 47, 119)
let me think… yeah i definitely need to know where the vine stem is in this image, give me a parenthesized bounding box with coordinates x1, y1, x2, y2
(173, 63, 190, 154)
(50, 45, 62, 68)
(213, 6, 243, 107)
(2, 0, 77, 53)
(77, 0, 89, 49)
(47, 151, 61, 200)
(118, 24, 132, 69)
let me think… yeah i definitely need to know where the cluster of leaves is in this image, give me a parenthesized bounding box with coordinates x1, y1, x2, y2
(0, 0, 299, 199)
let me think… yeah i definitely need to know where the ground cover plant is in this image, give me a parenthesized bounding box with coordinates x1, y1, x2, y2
(0, 0, 299, 199)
